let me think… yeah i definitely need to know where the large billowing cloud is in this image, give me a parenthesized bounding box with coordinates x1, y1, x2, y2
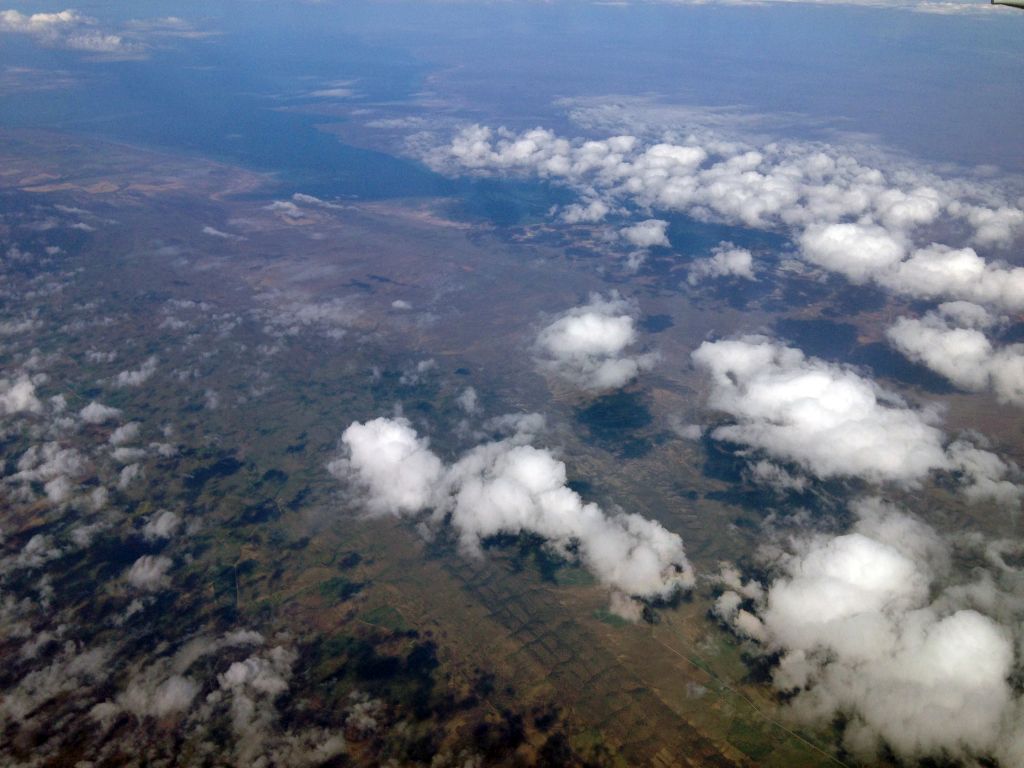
(535, 293, 658, 390)
(329, 415, 693, 601)
(714, 497, 1024, 764)
(886, 302, 1024, 406)
(691, 336, 1020, 499)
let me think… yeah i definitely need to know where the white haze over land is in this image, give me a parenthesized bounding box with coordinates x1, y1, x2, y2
(534, 293, 658, 390)
(714, 497, 1024, 764)
(329, 414, 694, 606)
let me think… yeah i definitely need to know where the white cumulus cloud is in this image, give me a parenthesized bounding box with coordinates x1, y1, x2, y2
(330, 415, 693, 600)
(0, 375, 42, 416)
(620, 218, 670, 248)
(535, 293, 658, 390)
(887, 303, 1024, 406)
(691, 336, 1020, 499)
(687, 241, 756, 284)
(715, 497, 1024, 764)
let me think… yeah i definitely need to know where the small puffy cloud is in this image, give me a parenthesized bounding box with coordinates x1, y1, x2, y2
(456, 386, 479, 415)
(117, 674, 198, 719)
(44, 475, 73, 504)
(142, 510, 181, 541)
(109, 421, 141, 446)
(218, 651, 294, 697)
(115, 356, 157, 387)
(112, 446, 147, 464)
(327, 417, 444, 515)
(687, 241, 755, 285)
(332, 415, 693, 600)
(79, 401, 121, 424)
(535, 293, 657, 390)
(0, 375, 42, 416)
(559, 199, 610, 224)
(692, 336, 1019, 498)
(126, 555, 171, 591)
(620, 218, 669, 249)
(118, 462, 144, 489)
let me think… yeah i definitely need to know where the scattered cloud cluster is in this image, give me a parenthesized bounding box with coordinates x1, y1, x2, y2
(1, 643, 113, 724)
(886, 302, 1024, 406)
(426, 123, 1024, 309)
(331, 415, 694, 601)
(86, 628, 346, 766)
(535, 293, 658, 390)
(714, 497, 1024, 764)
(9, 441, 90, 505)
(691, 336, 1020, 500)
(433, 118, 1024, 412)
(257, 292, 360, 341)
(0, 9, 141, 56)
